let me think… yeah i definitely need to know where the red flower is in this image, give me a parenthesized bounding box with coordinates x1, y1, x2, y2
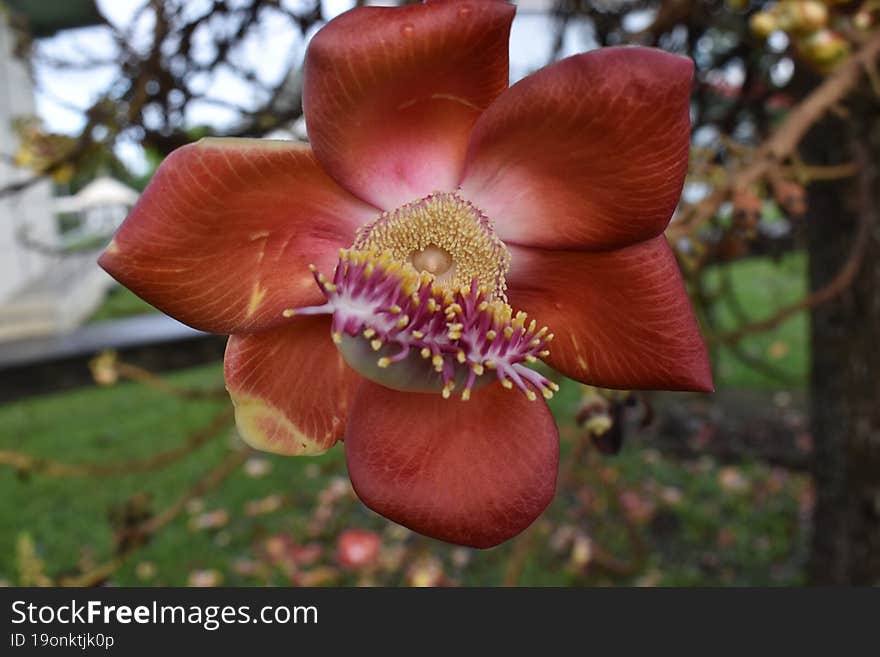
(99, 0, 711, 549)
(336, 528, 382, 571)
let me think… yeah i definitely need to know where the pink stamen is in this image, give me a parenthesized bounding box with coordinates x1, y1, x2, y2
(290, 249, 559, 401)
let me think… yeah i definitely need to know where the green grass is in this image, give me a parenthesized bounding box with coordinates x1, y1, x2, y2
(704, 252, 808, 390)
(0, 363, 370, 585)
(87, 287, 159, 324)
(0, 363, 809, 586)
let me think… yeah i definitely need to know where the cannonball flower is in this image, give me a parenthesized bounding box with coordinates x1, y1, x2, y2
(99, 0, 711, 549)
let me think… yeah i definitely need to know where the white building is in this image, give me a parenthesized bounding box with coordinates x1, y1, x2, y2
(0, 13, 57, 310)
(0, 9, 132, 341)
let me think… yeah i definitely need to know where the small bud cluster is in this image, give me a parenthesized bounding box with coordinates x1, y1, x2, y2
(747, 1, 869, 73)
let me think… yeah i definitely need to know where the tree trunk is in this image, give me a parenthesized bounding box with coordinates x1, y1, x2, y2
(804, 95, 880, 584)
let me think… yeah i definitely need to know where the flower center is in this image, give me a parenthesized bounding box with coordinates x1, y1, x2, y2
(289, 192, 557, 401)
(411, 244, 453, 277)
(353, 191, 510, 301)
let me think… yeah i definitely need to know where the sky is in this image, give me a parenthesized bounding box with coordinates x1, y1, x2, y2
(30, 0, 601, 174)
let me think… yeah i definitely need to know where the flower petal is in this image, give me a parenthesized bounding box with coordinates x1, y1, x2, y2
(224, 316, 361, 456)
(461, 46, 693, 250)
(303, 0, 515, 209)
(344, 380, 559, 548)
(506, 238, 713, 392)
(99, 138, 376, 334)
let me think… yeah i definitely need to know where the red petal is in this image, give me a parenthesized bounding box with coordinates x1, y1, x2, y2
(461, 47, 693, 250)
(224, 316, 361, 455)
(303, 0, 514, 209)
(99, 139, 376, 334)
(345, 380, 559, 548)
(506, 238, 713, 392)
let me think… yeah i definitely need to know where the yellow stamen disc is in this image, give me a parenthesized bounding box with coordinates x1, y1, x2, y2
(353, 192, 510, 301)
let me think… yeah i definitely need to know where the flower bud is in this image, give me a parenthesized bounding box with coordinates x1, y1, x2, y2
(791, 1, 829, 33)
(773, 180, 807, 217)
(797, 29, 850, 71)
(732, 189, 762, 229)
(853, 9, 873, 31)
(750, 11, 777, 38)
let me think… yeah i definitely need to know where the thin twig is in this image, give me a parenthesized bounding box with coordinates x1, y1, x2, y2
(670, 31, 880, 240)
(0, 408, 233, 478)
(57, 446, 251, 587)
(712, 141, 875, 346)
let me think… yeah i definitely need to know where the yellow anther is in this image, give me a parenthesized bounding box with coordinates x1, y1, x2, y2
(486, 330, 497, 341)
(332, 332, 343, 344)
(389, 304, 402, 315)
(461, 388, 471, 401)
(420, 347, 431, 359)
(377, 357, 391, 368)
(282, 308, 296, 318)
(363, 327, 376, 338)
(525, 390, 537, 402)
(472, 363, 484, 376)
(396, 315, 410, 329)
(501, 379, 513, 389)
(456, 350, 466, 364)
(412, 330, 424, 339)
(370, 339, 383, 351)
(541, 388, 554, 399)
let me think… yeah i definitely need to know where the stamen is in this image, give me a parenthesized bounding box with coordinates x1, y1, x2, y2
(292, 248, 557, 401)
(353, 191, 510, 301)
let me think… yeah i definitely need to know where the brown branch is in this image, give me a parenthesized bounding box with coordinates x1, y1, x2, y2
(711, 139, 876, 345)
(788, 162, 859, 182)
(113, 362, 228, 401)
(0, 408, 233, 478)
(670, 30, 880, 240)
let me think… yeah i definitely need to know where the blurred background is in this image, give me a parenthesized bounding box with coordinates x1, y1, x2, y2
(0, 0, 877, 586)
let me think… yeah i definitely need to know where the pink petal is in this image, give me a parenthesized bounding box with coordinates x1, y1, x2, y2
(461, 47, 693, 250)
(344, 380, 559, 548)
(303, 0, 514, 209)
(506, 238, 713, 392)
(224, 316, 361, 456)
(99, 139, 376, 334)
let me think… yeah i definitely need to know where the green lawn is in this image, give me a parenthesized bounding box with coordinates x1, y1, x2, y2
(704, 252, 808, 390)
